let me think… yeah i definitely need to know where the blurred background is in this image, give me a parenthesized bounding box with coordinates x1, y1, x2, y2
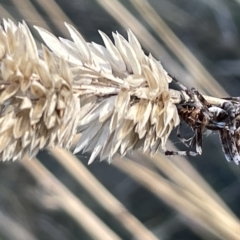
(0, 0, 240, 239)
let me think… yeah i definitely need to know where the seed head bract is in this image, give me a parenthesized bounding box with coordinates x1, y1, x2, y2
(0, 19, 179, 163)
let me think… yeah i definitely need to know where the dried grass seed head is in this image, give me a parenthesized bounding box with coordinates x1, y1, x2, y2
(0, 19, 179, 162)
(36, 23, 179, 163)
(0, 19, 79, 161)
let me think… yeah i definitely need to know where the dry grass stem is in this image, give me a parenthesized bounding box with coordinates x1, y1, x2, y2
(151, 151, 236, 213)
(129, 0, 226, 96)
(21, 157, 121, 240)
(148, 152, 239, 221)
(33, 0, 75, 29)
(50, 147, 159, 240)
(12, 0, 52, 32)
(112, 156, 240, 240)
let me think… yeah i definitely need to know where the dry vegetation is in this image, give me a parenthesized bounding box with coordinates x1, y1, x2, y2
(0, 1, 239, 240)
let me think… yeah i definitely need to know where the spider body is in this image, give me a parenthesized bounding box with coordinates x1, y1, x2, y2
(178, 104, 206, 128)
(178, 103, 228, 131)
(218, 99, 240, 164)
(166, 88, 228, 157)
(165, 75, 240, 164)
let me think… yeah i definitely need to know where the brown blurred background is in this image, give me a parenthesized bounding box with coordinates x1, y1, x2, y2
(0, 0, 240, 240)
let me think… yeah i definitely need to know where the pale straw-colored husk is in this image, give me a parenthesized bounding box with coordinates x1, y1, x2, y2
(0, 19, 180, 163)
(0, 19, 79, 161)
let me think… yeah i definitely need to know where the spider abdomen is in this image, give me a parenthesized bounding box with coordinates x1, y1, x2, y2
(178, 105, 207, 129)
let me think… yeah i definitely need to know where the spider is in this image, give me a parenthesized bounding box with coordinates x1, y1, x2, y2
(165, 75, 240, 164)
(218, 97, 240, 164)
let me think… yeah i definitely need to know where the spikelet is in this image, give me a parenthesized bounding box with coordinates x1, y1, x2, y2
(0, 19, 179, 163)
(35, 22, 179, 163)
(0, 19, 79, 161)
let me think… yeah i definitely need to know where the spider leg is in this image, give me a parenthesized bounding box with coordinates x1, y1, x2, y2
(222, 97, 240, 102)
(165, 128, 202, 157)
(219, 129, 240, 164)
(207, 121, 226, 130)
(165, 150, 199, 157)
(169, 75, 207, 110)
(176, 122, 194, 147)
(168, 74, 188, 91)
(218, 101, 239, 134)
(221, 97, 240, 116)
(186, 128, 202, 155)
(219, 129, 233, 162)
(192, 88, 211, 108)
(221, 101, 235, 119)
(195, 128, 203, 155)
